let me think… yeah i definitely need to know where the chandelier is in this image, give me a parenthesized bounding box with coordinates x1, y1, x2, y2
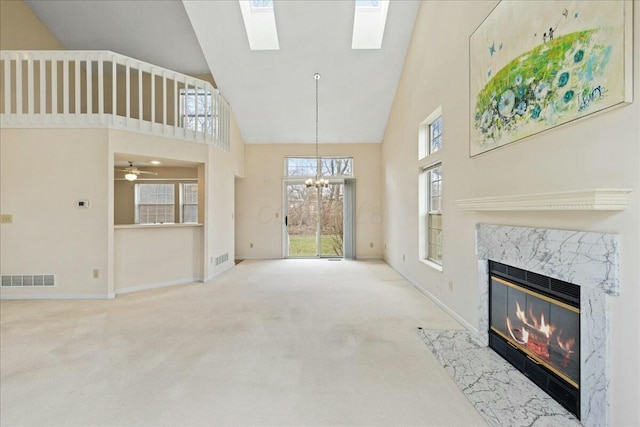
(305, 73, 329, 189)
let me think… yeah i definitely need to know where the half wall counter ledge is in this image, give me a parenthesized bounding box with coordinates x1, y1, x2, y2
(114, 223, 203, 229)
(456, 189, 632, 211)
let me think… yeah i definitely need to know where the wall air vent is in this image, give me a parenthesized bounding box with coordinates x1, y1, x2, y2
(215, 253, 229, 266)
(1, 274, 56, 287)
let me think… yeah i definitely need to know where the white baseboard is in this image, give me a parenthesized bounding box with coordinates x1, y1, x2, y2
(0, 293, 113, 300)
(115, 277, 202, 295)
(387, 263, 479, 336)
(204, 262, 234, 282)
(355, 256, 384, 260)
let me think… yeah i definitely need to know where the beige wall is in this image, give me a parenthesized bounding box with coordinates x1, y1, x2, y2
(235, 143, 382, 259)
(0, 0, 63, 50)
(0, 128, 110, 296)
(114, 226, 203, 292)
(381, 1, 640, 425)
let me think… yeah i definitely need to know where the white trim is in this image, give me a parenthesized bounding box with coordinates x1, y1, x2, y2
(420, 258, 443, 272)
(0, 293, 114, 300)
(114, 223, 202, 229)
(457, 189, 632, 211)
(389, 263, 478, 335)
(115, 277, 202, 295)
(203, 261, 235, 282)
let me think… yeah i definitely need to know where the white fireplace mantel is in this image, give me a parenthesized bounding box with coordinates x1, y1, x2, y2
(457, 189, 632, 211)
(476, 224, 619, 427)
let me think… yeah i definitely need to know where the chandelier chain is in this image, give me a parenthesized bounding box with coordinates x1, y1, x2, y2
(307, 73, 327, 189)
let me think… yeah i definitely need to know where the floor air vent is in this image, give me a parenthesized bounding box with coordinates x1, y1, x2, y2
(1, 274, 55, 287)
(215, 253, 229, 266)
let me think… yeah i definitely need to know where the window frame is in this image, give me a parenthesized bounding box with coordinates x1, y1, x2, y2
(418, 106, 443, 271)
(425, 163, 442, 265)
(285, 156, 354, 179)
(134, 181, 199, 225)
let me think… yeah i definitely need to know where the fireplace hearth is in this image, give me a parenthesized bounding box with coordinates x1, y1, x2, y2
(476, 224, 619, 427)
(489, 261, 580, 418)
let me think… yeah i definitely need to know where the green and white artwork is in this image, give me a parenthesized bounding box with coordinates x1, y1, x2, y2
(469, 0, 632, 157)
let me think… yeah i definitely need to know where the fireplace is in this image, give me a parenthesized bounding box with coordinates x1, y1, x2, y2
(475, 224, 619, 427)
(489, 261, 580, 418)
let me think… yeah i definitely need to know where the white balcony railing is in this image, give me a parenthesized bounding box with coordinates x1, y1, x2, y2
(0, 50, 230, 152)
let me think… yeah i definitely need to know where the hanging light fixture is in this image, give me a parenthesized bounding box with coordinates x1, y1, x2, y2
(124, 173, 138, 182)
(306, 73, 329, 189)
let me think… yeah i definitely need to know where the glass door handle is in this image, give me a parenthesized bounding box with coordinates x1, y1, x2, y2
(285, 215, 288, 226)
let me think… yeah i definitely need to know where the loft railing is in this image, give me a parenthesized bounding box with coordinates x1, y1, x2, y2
(0, 50, 230, 152)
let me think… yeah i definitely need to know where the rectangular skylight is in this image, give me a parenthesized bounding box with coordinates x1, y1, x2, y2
(238, 0, 279, 50)
(352, 0, 389, 49)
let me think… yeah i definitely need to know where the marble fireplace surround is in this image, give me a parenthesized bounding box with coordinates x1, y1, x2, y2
(476, 224, 619, 427)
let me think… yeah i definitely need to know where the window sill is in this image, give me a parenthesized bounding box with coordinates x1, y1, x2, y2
(420, 259, 443, 272)
(114, 223, 203, 229)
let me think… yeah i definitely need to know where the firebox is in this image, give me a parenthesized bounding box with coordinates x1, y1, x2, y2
(488, 261, 580, 419)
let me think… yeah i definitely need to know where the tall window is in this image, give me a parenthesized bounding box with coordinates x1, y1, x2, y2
(418, 107, 443, 268)
(181, 88, 214, 134)
(425, 164, 442, 263)
(135, 182, 199, 224)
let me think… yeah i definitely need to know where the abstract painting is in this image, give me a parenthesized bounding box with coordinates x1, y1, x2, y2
(469, 1, 632, 157)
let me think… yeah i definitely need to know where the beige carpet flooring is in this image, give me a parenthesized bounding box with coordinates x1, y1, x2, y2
(0, 259, 486, 426)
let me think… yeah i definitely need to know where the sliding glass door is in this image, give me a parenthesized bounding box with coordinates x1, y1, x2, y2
(286, 182, 343, 258)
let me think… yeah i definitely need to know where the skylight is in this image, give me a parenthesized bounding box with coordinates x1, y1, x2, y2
(238, 0, 279, 50)
(352, 0, 389, 49)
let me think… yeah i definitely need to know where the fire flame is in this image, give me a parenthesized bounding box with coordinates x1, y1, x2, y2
(556, 330, 575, 354)
(514, 301, 555, 339)
(506, 300, 576, 370)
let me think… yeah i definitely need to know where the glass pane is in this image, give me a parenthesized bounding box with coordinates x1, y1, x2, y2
(430, 116, 442, 153)
(286, 158, 317, 177)
(321, 158, 353, 177)
(181, 89, 214, 133)
(182, 182, 198, 223)
(287, 184, 318, 257)
(183, 205, 198, 223)
(136, 184, 175, 224)
(428, 213, 442, 261)
(320, 183, 344, 257)
(182, 183, 198, 204)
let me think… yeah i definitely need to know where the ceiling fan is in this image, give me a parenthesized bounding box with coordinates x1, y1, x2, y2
(119, 162, 158, 181)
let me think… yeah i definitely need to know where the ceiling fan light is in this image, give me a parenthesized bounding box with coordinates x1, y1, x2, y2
(125, 173, 138, 181)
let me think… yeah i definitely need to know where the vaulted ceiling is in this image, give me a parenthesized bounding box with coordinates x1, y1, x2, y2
(25, 0, 420, 144)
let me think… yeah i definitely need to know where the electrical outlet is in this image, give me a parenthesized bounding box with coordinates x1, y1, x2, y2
(275, 213, 279, 218)
(449, 280, 454, 291)
(93, 269, 99, 279)
(0, 214, 13, 224)
(250, 243, 254, 248)
(369, 242, 374, 248)
(402, 254, 405, 261)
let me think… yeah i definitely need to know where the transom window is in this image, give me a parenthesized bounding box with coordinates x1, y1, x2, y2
(286, 157, 353, 178)
(429, 116, 443, 153)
